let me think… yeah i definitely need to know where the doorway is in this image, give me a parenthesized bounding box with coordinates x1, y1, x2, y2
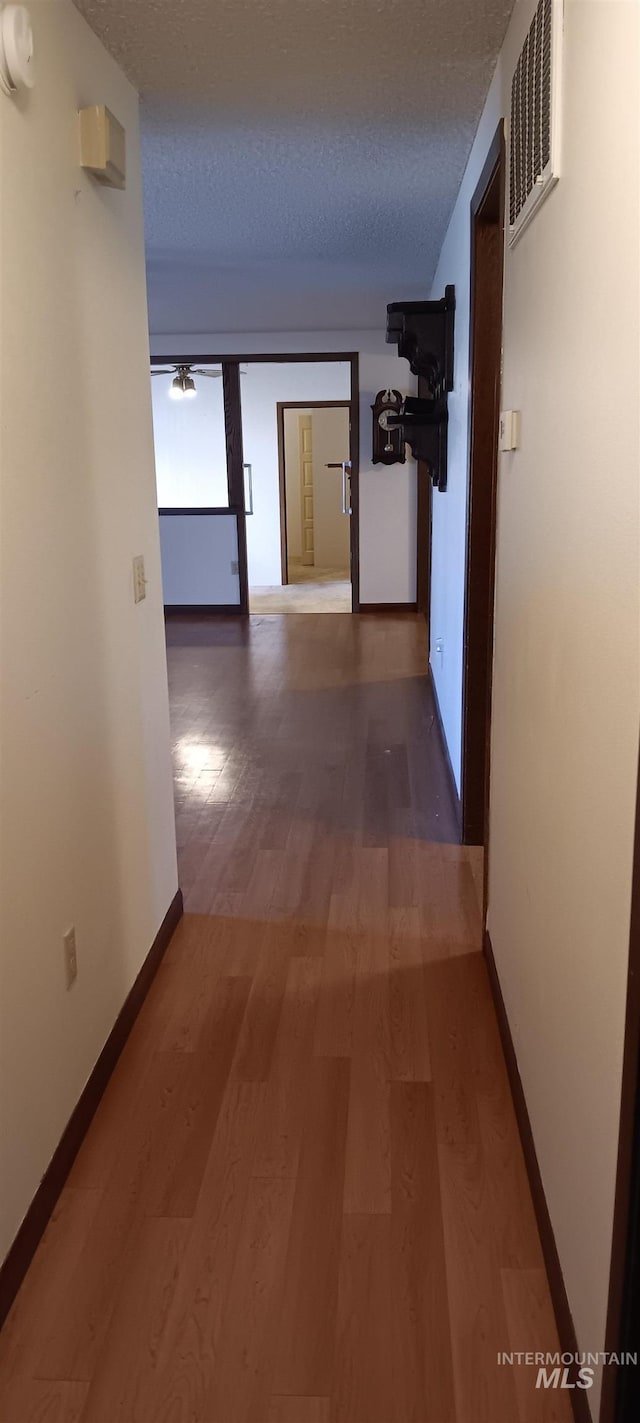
(151, 352, 360, 617)
(270, 400, 352, 613)
(461, 123, 505, 851)
(241, 359, 358, 614)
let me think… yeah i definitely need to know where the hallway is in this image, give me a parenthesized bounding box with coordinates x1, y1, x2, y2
(0, 615, 569, 1423)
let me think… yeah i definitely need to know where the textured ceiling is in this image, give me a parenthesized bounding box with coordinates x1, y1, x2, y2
(74, 0, 514, 332)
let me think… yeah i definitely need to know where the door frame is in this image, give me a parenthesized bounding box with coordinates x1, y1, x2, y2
(460, 121, 506, 858)
(276, 399, 353, 586)
(416, 433, 433, 640)
(601, 748, 640, 1423)
(152, 350, 361, 614)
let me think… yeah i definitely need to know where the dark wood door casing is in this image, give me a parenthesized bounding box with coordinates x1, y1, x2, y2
(461, 123, 505, 851)
(276, 399, 352, 589)
(602, 751, 640, 1423)
(222, 361, 249, 614)
(416, 371, 433, 641)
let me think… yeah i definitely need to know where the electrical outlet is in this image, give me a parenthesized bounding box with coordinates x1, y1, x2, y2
(230, 559, 239, 576)
(133, 554, 147, 604)
(63, 927, 78, 989)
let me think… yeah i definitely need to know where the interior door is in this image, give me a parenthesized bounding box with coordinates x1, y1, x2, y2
(299, 415, 314, 566)
(313, 407, 351, 572)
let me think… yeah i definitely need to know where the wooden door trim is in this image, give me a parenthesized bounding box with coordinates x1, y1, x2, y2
(158, 506, 239, 516)
(601, 751, 640, 1423)
(348, 354, 360, 612)
(153, 351, 359, 367)
(276, 400, 352, 586)
(416, 371, 433, 645)
(276, 404, 289, 584)
(461, 121, 505, 858)
(222, 362, 249, 615)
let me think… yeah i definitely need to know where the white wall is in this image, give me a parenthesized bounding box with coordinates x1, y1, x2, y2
(429, 2, 640, 1412)
(150, 331, 419, 603)
(0, 2, 178, 1260)
(159, 515, 240, 605)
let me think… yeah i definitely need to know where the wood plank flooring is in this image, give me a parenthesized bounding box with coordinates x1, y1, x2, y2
(0, 614, 570, 1423)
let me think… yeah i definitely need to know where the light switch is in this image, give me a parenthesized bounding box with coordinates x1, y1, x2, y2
(133, 555, 147, 604)
(499, 410, 521, 452)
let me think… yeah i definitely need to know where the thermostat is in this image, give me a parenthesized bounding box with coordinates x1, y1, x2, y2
(0, 5, 35, 97)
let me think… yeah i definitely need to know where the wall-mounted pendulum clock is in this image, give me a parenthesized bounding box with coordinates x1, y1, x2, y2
(372, 389, 406, 466)
(385, 286, 456, 491)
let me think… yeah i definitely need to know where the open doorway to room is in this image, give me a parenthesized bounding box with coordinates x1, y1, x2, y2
(461, 123, 505, 867)
(240, 358, 358, 615)
(267, 400, 352, 613)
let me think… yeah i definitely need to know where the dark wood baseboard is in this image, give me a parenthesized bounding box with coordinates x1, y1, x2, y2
(428, 669, 463, 840)
(358, 602, 418, 614)
(165, 605, 244, 616)
(0, 887, 184, 1329)
(483, 929, 592, 1423)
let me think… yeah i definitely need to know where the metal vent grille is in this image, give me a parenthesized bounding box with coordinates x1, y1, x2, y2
(509, 0, 562, 244)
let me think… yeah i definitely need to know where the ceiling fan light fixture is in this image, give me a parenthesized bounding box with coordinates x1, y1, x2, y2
(169, 370, 198, 399)
(168, 369, 198, 399)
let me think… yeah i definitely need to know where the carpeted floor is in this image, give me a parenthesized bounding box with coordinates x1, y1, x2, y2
(249, 566, 351, 613)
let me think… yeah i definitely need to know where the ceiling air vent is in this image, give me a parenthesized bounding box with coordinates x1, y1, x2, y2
(509, 0, 563, 246)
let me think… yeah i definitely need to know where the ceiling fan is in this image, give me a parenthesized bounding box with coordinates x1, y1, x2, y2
(151, 363, 247, 400)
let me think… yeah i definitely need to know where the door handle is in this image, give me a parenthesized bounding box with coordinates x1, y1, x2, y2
(243, 463, 253, 515)
(341, 461, 351, 516)
(325, 461, 351, 515)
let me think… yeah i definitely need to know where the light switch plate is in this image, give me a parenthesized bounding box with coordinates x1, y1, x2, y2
(499, 410, 521, 452)
(133, 555, 147, 604)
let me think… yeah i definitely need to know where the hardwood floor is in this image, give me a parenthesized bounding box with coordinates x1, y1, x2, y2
(0, 614, 570, 1423)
